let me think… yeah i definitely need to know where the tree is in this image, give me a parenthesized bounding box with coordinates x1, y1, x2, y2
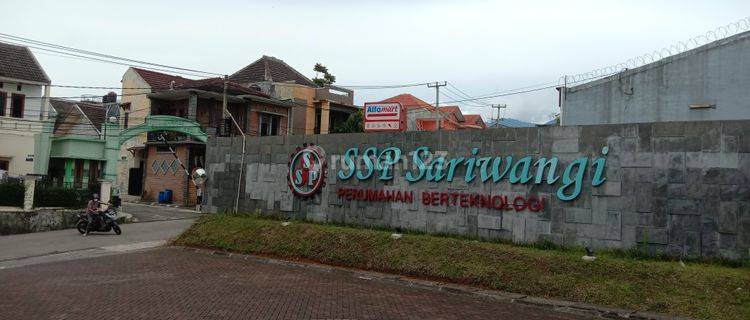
(332, 110, 363, 133)
(312, 63, 336, 87)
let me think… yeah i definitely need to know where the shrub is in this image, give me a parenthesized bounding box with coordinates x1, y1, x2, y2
(34, 186, 90, 208)
(0, 182, 25, 207)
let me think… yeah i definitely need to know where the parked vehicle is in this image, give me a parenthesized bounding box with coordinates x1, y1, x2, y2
(76, 202, 122, 235)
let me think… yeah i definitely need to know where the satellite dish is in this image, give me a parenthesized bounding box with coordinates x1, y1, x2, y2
(191, 168, 207, 186)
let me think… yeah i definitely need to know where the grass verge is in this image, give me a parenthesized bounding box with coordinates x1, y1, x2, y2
(174, 214, 750, 320)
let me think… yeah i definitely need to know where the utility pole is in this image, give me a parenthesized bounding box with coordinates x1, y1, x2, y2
(490, 104, 507, 127)
(220, 75, 246, 214)
(427, 81, 447, 130)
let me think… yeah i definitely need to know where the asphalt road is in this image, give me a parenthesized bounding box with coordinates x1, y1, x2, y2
(0, 247, 592, 320)
(121, 202, 202, 222)
(0, 218, 194, 269)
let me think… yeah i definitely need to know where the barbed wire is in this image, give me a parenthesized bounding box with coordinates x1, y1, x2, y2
(562, 16, 750, 85)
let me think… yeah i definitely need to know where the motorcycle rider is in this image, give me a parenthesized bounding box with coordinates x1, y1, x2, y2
(83, 193, 101, 236)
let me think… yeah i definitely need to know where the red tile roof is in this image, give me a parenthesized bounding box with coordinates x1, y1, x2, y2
(132, 67, 192, 89)
(437, 106, 464, 122)
(374, 93, 486, 131)
(375, 94, 433, 110)
(131, 68, 267, 96)
(462, 114, 487, 128)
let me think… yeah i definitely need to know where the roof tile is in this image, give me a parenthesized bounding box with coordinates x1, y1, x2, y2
(0, 42, 50, 83)
(229, 55, 316, 87)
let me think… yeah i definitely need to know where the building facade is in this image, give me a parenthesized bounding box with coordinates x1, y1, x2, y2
(229, 56, 360, 135)
(561, 31, 750, 126)
(42, 96, 121, 191)
(0, 42, 52, 177)
(119, 68, 294, 205)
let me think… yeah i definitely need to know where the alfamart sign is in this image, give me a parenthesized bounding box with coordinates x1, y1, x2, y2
(289, 144, 610, 212)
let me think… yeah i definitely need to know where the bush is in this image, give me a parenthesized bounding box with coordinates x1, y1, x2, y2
(34, 186, 90, 208)
(0, 182, 25, 207)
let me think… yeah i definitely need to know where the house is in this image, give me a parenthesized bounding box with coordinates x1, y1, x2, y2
(119, 67, 295, 205)
(44, 95, 117, 190)
(229, 56, 360, 135)
(0, 42, 52, 176)
(560, 30, 750, 125)
(374, 94, 486, 131)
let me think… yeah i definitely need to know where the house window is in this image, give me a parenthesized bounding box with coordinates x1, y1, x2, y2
(16, 84, 22, 91)
(10, 93, 24, 118)
(0, 159, 9, 171)
(0, 91, 6, 117)
(259, 113, 281, 136)
(121, 103, 131, 129)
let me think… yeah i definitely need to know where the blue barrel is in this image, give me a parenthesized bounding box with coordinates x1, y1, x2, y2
(164, 189, 173, 203)
(158, 191, 165, 203)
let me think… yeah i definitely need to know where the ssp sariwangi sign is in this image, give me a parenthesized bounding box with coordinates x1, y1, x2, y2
(363, 102, 405, 132)
(287, 144, 328, 198)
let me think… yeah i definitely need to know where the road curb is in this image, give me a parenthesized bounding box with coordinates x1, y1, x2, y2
(176, 246, 695, 320)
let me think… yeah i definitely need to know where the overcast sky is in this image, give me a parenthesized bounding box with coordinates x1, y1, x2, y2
(1, 0, 748, 124)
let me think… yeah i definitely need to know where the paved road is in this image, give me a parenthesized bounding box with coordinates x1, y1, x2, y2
(121, 202, 202, 222)
(0, 219, 194, 269)
(0, 247, 590, 320)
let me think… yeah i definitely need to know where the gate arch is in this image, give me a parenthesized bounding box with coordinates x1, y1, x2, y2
(118, 115, 208, 145)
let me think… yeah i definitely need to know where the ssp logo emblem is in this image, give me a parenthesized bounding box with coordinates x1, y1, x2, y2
(287, 144, 327, 198)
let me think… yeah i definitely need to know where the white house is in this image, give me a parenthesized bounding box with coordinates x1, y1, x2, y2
(0, 42, 52, 176)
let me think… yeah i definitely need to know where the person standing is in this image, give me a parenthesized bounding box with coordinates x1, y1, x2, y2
(196, 186, 203, 212)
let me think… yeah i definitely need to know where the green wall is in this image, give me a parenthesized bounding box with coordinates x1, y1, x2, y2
(49, 136, 106, 161)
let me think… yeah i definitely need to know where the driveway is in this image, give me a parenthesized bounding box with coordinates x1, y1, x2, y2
(0, 247, 591, 320)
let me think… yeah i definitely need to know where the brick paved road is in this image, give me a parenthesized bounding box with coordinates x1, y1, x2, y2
(0, 247, 590, 320)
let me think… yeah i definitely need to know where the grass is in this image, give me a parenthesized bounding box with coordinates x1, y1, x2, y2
(174, 213, 750, 320)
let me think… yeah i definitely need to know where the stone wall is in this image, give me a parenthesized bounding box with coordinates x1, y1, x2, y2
(205, 120, 750, 260)
(0, 207, 81, 235)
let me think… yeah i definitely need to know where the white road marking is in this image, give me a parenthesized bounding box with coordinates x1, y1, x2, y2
(102, 240, 167, 252)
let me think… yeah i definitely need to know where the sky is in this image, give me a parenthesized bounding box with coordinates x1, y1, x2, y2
(1, 0, 749, 124)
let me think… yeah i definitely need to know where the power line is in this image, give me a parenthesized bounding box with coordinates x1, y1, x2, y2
(446, 82, 491, 106)
(335, 82, 430, 89)
(0, 39, 212, 79)
(441, 86, 489, 108)
(0, 33, 223, 77)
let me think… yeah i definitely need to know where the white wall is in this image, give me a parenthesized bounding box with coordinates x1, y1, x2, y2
(0, 79, 47, 176)
(0, 80, 44, 120)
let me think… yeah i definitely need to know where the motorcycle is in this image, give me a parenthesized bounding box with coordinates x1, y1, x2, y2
(76, 202, 122, 235)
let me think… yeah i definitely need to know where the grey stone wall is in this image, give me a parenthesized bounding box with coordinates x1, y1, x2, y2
(0, 208, 81, 235)
(562, 31, 750, 126)
(205, 120, 750, 260)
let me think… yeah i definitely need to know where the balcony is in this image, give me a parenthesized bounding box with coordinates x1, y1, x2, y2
(314, 86, 354, 106)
